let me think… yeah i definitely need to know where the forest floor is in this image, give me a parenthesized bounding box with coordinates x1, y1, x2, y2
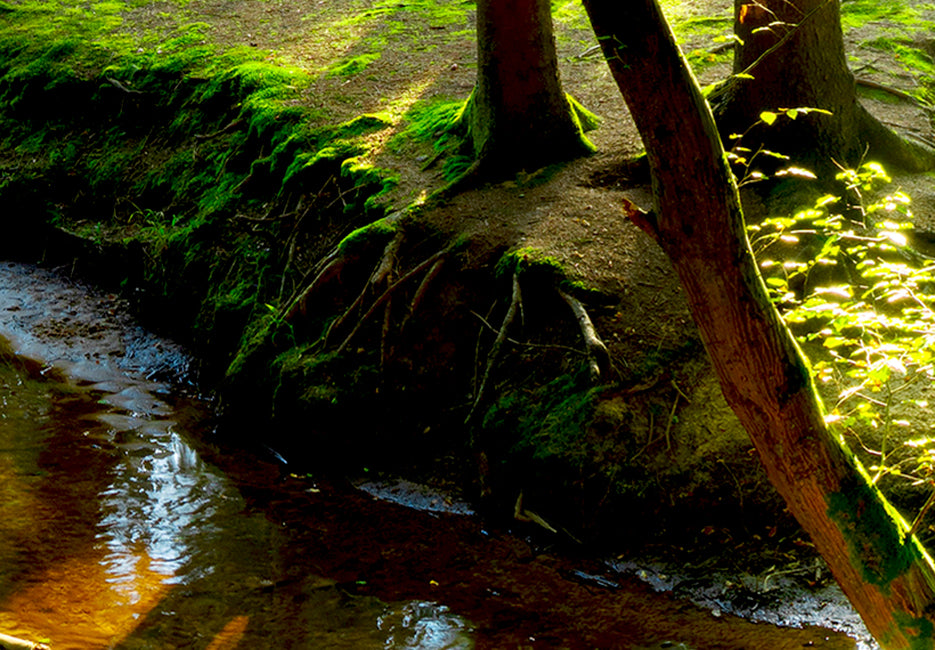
(139, 0, 935, 542)
(5, 0, 935, 569)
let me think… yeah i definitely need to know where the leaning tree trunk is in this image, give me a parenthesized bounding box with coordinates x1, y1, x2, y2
(581, 1, 935, 648)
(714, 0, 935, 174)
(468, 0, 593, 175)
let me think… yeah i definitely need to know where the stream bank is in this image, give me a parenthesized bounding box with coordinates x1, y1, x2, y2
(5, 6, 935, 645)
(0, 8, 793, 558)
(0, 258, 874, 649)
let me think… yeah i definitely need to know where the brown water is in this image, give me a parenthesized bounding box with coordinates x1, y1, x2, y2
(0, 262, 868, 649)
(0, 346, 866, 650)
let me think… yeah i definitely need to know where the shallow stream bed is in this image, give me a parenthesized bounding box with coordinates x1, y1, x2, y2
(0, 261, 874, 649)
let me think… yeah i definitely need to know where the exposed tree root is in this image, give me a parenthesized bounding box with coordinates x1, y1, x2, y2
(400, 256, 446, 334)
(557, 288, 610, 383)
(856, 78, 933, 112)
(426, 160, 484, 204)
(465, 272, 523, 431)
(334, 246, 452, 356)
(469, 309, 584, 356)
(380, 252, 398, 378)
(513, 491, 557, 534)
(858, 102, 935, 173)
(194, 117, 245, 141)
(325, 232, 405, 346)
(281, 248, 346, 324)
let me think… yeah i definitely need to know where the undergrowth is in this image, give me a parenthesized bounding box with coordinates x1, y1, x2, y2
(750, 162, 935, 537)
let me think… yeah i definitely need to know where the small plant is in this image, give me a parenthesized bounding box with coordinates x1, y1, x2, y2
(726, 107, 830, 187)
(750, 162, 935, 527)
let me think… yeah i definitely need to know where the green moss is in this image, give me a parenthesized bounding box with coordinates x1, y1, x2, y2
(495, 246, 601, 297)
(826, 470, 924, 589)
(0, 7, 402, 383)
(497, 246, 564, 280)
(389, 97, 465, 150)
(863, 37, 935, 76)
(327, 52, 381, 77)
(273, 347, 382, 426)
(567, 93, 600, 133)
(840, 0, 926, 30)
(892, 611, 935, 650)
(483, 370, 605, 467)
(551, 1, 587, 24)
(336, 217, 398, 255)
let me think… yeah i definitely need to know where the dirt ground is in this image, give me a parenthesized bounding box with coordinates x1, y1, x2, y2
(115, 0, 935, 338)
(107, 0, 935, 537)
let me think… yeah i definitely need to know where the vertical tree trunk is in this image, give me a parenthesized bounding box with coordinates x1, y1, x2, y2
(717, 0, 862, 171)
(581, 1, 935, 647)
(470, 0, 593, 174)
(715, 0, 934, 173)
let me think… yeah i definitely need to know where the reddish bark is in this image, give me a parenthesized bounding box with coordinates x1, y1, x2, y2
(581, 1, 935, 647)
(470, 0, 592, 174)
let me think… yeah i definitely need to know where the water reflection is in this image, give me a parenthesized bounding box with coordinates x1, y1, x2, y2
(0, 349, 473, 649)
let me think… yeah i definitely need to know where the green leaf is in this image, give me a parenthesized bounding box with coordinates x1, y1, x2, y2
(760, 111, 778, 125)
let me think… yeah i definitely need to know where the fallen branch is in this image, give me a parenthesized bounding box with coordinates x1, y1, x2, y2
(557, 289, 610, 382)
(0, 633, 50, 650)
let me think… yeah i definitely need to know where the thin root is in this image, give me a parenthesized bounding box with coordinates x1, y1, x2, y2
(465, 273, 523, 431)
(325, 232, 404, 346)
(335, 246, 451, 356)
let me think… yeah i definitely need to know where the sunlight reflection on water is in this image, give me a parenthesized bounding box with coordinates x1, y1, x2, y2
(0, 349, 473, 649)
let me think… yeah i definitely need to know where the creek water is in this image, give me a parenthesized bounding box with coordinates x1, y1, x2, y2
(0, 262, 871, 649)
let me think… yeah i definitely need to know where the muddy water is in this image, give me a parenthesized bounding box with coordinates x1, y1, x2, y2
(0, 262, 869, 649)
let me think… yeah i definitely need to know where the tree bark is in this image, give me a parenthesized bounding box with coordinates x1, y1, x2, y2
(714, 0, 935, 174)
(469, 0, 594, 175)
(581, 1, 935, 647)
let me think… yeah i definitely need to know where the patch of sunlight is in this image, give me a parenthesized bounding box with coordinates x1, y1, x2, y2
(205, 615, 250, 650)
(358, 75, 438, 160)
(284, 2, 389, 76)
(0, 548, 172, 648)
(381, 76, 437, 122)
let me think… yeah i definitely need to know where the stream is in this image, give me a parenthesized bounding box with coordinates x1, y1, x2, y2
(0, 261, 876, 649)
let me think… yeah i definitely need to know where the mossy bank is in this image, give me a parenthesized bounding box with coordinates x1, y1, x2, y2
(0, 0, 820, 560)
